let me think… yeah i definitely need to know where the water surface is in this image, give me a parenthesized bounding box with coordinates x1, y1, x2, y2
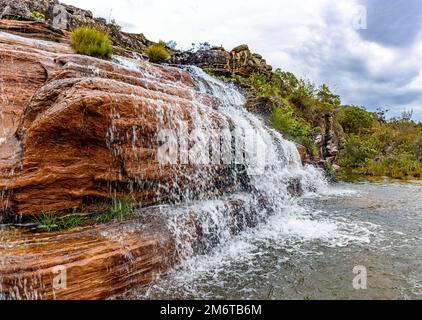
(129, 180, 422, 300)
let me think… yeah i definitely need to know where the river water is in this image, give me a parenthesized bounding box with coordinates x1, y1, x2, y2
(109, 61, 422, 300)
(123, 180, 422, 300)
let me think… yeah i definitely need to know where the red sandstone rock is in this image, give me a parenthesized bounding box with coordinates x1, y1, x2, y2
(296, 144, 310, 165)
(0, 23, 238, 219)
(0, 198, 250, 300)
(0, 217, 176, 300)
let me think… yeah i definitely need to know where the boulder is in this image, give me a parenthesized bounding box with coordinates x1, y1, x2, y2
(0, 0, 152, 53)
(0, 28, 241, 219)
(296, 144, 311, 165)
(229, 44, 272, 77)
(170, 47, 230, 75)
(170, 44, 273, 78)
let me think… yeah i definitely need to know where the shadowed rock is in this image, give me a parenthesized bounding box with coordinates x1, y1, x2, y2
(170, 44, 273, 77)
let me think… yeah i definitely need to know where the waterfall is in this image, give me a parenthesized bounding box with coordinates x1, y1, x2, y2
(116, 65, 332, 295)
(109, 64, 363, 299)
(186, 66, 328, 194)
(184, 66, 328, 205)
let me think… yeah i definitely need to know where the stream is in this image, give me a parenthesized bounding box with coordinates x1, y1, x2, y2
(119, 180, 422, 300)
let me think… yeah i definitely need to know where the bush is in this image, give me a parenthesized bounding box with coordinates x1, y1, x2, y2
(271, 107, 314, 150)
(70, 27, 113, 60)
(339, 135, 382, 168)
(365, 151, 421, 179)
(145, 42, 170, 63)
(31, 11, 45, 22)
(248, 73, 277, 98)
(337, 105, 374, 134)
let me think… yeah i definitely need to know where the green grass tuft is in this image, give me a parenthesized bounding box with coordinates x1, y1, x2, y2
(36, 212, 61, 232)
(145, 42, 170, 63)
(31, 11, 45, 22)
(70, 26, 113, 60)
(96, 199, 134, 223)
(33, 199, 135, 232)
(62, 215, 85, 229)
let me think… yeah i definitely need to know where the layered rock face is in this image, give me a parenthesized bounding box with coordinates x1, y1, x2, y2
(313, 114, 344, 164)
(229, 44, 273, 77)
(171, 44, 272, 77)
(0, 216, 177, 300)
(0, 26, 243, 219)
(0, 196, 262, 300)
(171, 47, 231, 75)
(0, 0, 153, 53)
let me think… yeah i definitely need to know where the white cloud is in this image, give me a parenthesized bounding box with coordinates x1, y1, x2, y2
(62, 0, 422, 120)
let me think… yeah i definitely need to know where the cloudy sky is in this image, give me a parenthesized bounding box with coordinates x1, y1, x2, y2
(64, 0, 422, 120)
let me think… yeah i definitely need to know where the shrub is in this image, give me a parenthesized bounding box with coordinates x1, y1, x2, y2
(31, 11, 45, 22)
(248, 73, 277, 98)
(339, 135, 382, 168)
(70, 27, 113, 60)
(337, 105, 374, 134)
(145, 43, 170, 63)
(271, 107, 314, 150)
(365, 152, 421, 179)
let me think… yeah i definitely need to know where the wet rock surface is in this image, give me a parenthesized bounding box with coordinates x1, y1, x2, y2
(0, 197, 254, 300)
(0, 27, 241, 218)
(0, 218, 176, 300)
(0, 0, 153, 53)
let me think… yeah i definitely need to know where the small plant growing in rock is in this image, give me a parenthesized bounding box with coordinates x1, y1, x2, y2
(70, 26, 113, 60)
(145, 42, 170, 63)
(97, 199, 134, 223)
(62, 215, 85, 229)
(36, 212, 61, 232)
(31, 11, 45, 23)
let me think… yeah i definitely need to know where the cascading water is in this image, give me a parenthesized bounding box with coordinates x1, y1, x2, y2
(110, 63, 370, 299)
(0, 32, 420, 300)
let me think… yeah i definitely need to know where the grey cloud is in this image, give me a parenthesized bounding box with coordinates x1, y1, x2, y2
(62, 0, 422, 120)
(358, 0, 422, 47)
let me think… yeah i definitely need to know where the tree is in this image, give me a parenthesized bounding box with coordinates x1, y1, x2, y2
(338, 105, 374, 134)
(317, 84, 341, 108)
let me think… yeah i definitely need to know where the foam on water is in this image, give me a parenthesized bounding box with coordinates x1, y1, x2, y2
(118, 67, 377, 299)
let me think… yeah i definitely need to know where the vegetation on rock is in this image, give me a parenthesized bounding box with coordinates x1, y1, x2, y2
(70, 26, 113, 60)
(34, 199, 134, 232)
(339, 115, 422, 179)
(31, 11, 45, 22)
(215, 68, 421, 180)
(36, 212, 61, 232)
(271, 107, 314, 150)
(145, 41, 171, 63)
(337, 105, 374, 134)
(96, 199, 134, 223)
